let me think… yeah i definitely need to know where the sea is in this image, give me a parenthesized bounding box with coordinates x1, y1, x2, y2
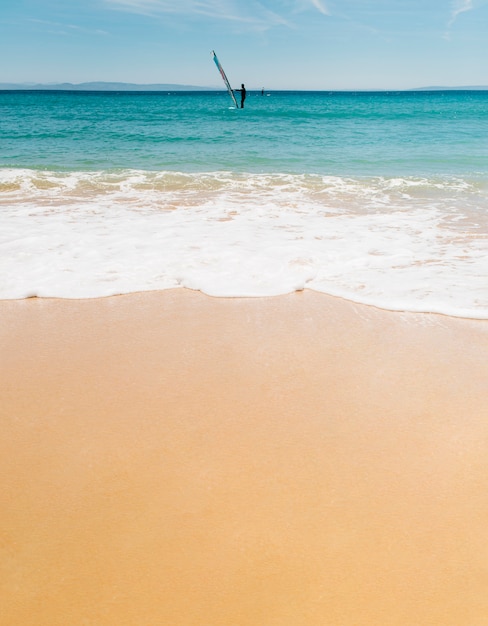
(1, 89, 487, 318)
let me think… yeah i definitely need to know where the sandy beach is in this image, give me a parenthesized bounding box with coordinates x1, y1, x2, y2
(1, 288, 488, 625)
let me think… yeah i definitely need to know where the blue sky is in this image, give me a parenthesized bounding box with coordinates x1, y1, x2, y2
(1, 0, 487, 89)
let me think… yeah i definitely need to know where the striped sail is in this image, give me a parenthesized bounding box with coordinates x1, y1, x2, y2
(212, 51, 238, 108)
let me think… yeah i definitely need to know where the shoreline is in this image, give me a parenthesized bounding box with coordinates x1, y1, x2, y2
(3, 288, 488, 322)
(2, 288, 488, 625)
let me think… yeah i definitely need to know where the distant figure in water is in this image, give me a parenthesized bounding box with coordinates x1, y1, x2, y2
(234, 84, 246, 108)
(261, 87, 264, 96)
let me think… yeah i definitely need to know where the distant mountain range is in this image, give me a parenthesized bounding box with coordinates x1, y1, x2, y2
(1, 82, 487, 91)
(413, 85, 488, 91)
(0, 82, 215, 91)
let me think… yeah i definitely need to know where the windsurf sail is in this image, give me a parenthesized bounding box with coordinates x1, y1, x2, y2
(211, 50, 238, 108)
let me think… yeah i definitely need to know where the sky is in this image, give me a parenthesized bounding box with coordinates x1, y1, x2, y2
(1, 0, 487, 90)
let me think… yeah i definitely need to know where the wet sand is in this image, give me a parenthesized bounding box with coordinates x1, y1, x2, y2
(1, 289, 488, 625)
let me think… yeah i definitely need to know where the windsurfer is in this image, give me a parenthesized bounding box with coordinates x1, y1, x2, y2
(234, 84, 246, 109)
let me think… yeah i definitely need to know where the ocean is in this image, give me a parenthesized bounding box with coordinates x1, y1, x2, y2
(1, 89, 487, 318)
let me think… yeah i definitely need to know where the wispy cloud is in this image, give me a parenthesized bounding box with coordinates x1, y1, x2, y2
(103, 0, 268, 22)
(104, 0, 213, 17)
(103, 0, 329, 29)
(29, 18, 109, 36)
(445, 0, 473, 35)
(285, 0, 330, 15)
(449, 0, 473, 23)
(308, 0, 330, 16)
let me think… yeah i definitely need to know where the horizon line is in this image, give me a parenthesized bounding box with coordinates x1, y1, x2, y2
(1, 81, 488, 92)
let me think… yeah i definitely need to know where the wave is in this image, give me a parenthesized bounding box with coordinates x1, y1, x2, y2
(1, 168, 487, 318)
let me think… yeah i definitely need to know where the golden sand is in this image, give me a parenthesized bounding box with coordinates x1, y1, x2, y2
(1, 289, 488, 625)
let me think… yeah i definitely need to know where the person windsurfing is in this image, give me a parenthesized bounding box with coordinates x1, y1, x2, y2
(234, 84, 246, 109)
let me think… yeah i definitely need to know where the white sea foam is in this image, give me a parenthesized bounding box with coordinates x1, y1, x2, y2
(1, 168, 487, 318)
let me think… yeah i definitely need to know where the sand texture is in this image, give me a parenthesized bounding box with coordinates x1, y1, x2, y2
(1, 289, 488, 625)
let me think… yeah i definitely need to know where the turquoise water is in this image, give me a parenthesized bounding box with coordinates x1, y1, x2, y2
(1, 90, 487, 176)
(1, 90, 487, 317)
